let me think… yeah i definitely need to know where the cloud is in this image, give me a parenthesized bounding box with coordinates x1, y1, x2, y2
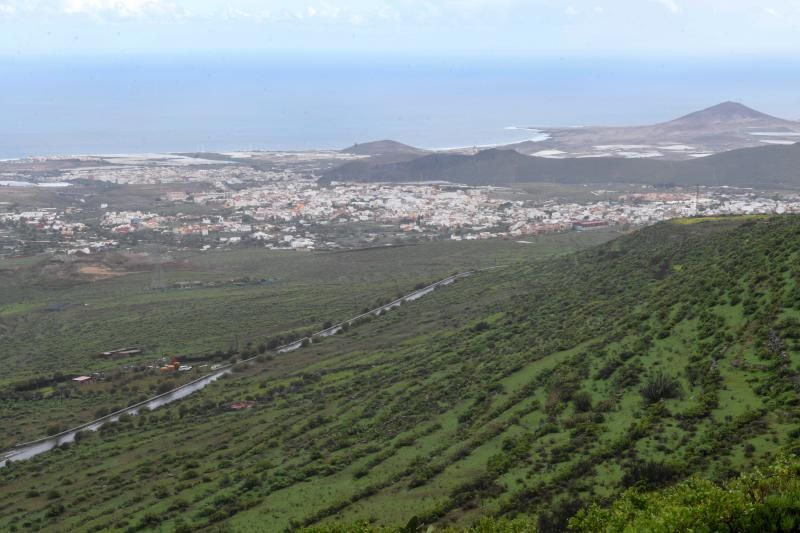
(0, 3, 15, 15)
(224, 7, 253, 19)
(62, 0, 170, 17)
(763, 7, 780, 17)
(565, 5, 579, 16)
(652, 0, 682, 14)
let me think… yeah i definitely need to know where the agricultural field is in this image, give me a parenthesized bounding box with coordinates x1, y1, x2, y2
(1, 216, 800, 532)
(0, 229, 619, 449)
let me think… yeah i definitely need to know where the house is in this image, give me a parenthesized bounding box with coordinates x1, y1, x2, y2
(166, 191, 188, 202)
(72, 376, 93, 384)
(99, 347, 143, 359)
(230, 401, 256, 410)
(573, 220, 610, 231)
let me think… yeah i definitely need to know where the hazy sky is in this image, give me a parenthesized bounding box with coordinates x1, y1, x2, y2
(1, 0, 800, 57)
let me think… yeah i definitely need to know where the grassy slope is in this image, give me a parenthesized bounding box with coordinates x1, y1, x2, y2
(0, 232, 617, 449)
(2, 217, 800, 532)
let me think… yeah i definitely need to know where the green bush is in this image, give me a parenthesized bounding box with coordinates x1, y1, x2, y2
(572, 391, 593, 413)
(640, 371, 682, 404)
(570, 456, 800, 533)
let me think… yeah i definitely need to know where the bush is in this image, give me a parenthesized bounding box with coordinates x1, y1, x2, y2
(572, 391, 593, 413)
(45, 503, 65, 518)
(622, 460, 680, 489)
(641, 371, 682, 404)
(571, 456, 800, 533)
(471, 321, 491, 333)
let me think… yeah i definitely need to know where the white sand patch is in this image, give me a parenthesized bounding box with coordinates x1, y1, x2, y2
(501, 128, 552, 142)
(760, 139, 797, 145)
(619, 151, 664, 158)
(434, 131, 550, 151)
(749, 131, 800, 137)
(532, 150, 567, 158)
(0, 181, 70, 187)
(98, 154, 231, 166)
(594, 144, 655, 150)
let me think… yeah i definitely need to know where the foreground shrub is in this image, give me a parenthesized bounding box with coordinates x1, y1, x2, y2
(570, 455, 800, 532)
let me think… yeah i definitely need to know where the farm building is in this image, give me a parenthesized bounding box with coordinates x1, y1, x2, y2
(99, 347, 143, 359)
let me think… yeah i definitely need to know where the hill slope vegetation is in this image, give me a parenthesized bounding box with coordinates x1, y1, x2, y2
(2, 216, 800, 532)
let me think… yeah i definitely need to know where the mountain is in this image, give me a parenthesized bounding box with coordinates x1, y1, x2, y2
(3, 216, 800, 531)
(341, 140, 429, 157)
(337, 141, 431, 174)
(664, 101, 789, 128)
(322, 141, 800, 187)
(506, 102, 800, 160)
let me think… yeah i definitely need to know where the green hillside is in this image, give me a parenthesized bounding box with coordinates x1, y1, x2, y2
(0, 233, 617, 450)
(2, 216, 800, 532)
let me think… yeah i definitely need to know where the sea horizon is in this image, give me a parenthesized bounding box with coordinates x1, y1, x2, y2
(2, 54, 800, 160)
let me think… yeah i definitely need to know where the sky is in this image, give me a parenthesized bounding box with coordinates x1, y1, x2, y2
(1, 0, 800, 58)
(2, 1, 800, 157)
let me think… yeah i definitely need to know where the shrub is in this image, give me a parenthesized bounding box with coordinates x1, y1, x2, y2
(45, 503, 65, 518)
(571, 456, 800, 533)
(622, 460, 680, 489)
(641, 371, 682, 404)
(471, 321, 491, 333)
(572, 391, 593, 413)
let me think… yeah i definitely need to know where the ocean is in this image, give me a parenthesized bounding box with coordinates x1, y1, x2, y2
(1, 54, 799, 159)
